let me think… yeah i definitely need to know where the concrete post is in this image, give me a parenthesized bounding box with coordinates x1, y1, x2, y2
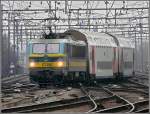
(8, 13, 10, 76)
(13, 16, 16, 75)
(139, 22, 144, 73)
(148, 1, 150, 76)
(0, 3, 2, 78)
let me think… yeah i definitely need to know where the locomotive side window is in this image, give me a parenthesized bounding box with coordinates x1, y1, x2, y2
(33, 43, 45, 53)
(47, 44, 60, 53)
(71, 45, 86, 58)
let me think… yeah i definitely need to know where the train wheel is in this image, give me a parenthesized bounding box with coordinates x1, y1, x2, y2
(29, 75, 37, 83)
(53, 75, 63, 85)
(39, 83, 44, 88)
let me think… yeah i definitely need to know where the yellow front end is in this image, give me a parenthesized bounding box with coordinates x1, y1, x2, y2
(28, 53, 67, 84)
(28, 53, 66, 69)
(29, 61, 66, 68)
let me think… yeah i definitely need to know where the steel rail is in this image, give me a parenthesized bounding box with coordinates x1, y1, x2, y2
(104, 88, 135, 113)
(19, 98, 92, 113)
(2, 84, 97, 113)
(2, 84, 38, 94)
(134, 71, 149, 76)
(96, 100, 149, 113)
(1, 95, 116, 113)
(134, 108, 149, 113)
(94, 81, 135, 113)
(112, 82, 149, 95)
(96, 104, 132, 113)
(78, 83, 98, 113)
(109, 87, 149, 95)
(83, 86, 129, 111)
(2, 73, 28, 82)
(81, 82, 134, 113)
(1, 96, 88, 113)
(132, 99, 149, 112)
(127, 79, 149, 88)
(86, 87, 113, 96)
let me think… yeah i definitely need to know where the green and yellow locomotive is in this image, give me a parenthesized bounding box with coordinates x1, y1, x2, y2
(28, 37, 87, 85)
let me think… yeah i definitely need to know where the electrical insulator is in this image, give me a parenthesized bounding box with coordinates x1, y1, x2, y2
(29, 1, 31, 7)
(105, 1, 109, 5)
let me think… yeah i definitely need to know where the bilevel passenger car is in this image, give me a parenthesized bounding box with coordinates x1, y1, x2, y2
(27, 29, 134, 85)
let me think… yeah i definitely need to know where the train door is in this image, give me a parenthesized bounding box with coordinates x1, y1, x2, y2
(89, 45, 96, 78)
(112, 47, 119, 77)
(118, 47, 124, 76)
(122, 48, 134, 77)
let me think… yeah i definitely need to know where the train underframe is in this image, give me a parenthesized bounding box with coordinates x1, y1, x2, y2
(29, 69, 129, 86)
(29, 66, 133, 85)
(29, 69, 92, 86)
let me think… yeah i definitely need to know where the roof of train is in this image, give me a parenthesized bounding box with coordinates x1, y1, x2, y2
(107, 33, 134, 48)
(65, 29, 134, 48)
(28, 38, 86, 45)
(65, 29, 117, 47)
(117, 37, 134, 48)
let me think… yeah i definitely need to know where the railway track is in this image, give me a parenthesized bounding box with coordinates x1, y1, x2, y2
(128, 78, 149, 87)
(1, 79, 149, 113)
(96, 100, 149, 113)
(93, 81, 149, 113)
(2, 74, 29, 83)
(133, 100, 149, 113)
(1, 83, 114, 113)
(2, 84, 98, 113)
(135, 71, 149, 77)
(1, 96, 89, 113)
(130, 73, 149, 86)
(2, 74, 30, 89)
(2, 83, 38, 94)
(80, 83, 136, 112)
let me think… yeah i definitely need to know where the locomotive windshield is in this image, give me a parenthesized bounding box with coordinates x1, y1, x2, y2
(47, 44, 60, 53)
(32, 43, 60, 54)
(33, 43, 45, 53)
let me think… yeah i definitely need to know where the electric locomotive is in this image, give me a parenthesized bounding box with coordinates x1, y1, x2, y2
(28, 35, 87, 84)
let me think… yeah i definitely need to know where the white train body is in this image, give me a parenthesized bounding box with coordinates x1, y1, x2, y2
(65, 29, 134, 79)
(116, 37, 134, 77)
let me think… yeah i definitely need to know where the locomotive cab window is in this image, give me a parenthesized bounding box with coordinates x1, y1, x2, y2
(47, 43, 60, 53)
(71, 45, 86, 58)
(32, 43, 46, 53)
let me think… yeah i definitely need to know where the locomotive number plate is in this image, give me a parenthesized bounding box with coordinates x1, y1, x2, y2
(42, 63, 52, 67)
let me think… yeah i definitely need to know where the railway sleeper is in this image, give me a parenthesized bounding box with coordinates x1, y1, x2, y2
(96, 100, 149, 113)
(134, 108, 149, 113)
(19, 99, 94, 112)
(1, 96, 87, 113)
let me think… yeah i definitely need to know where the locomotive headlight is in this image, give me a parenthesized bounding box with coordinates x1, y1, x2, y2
(29, 62, 35, 67)
(57, 61, 64, 67)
